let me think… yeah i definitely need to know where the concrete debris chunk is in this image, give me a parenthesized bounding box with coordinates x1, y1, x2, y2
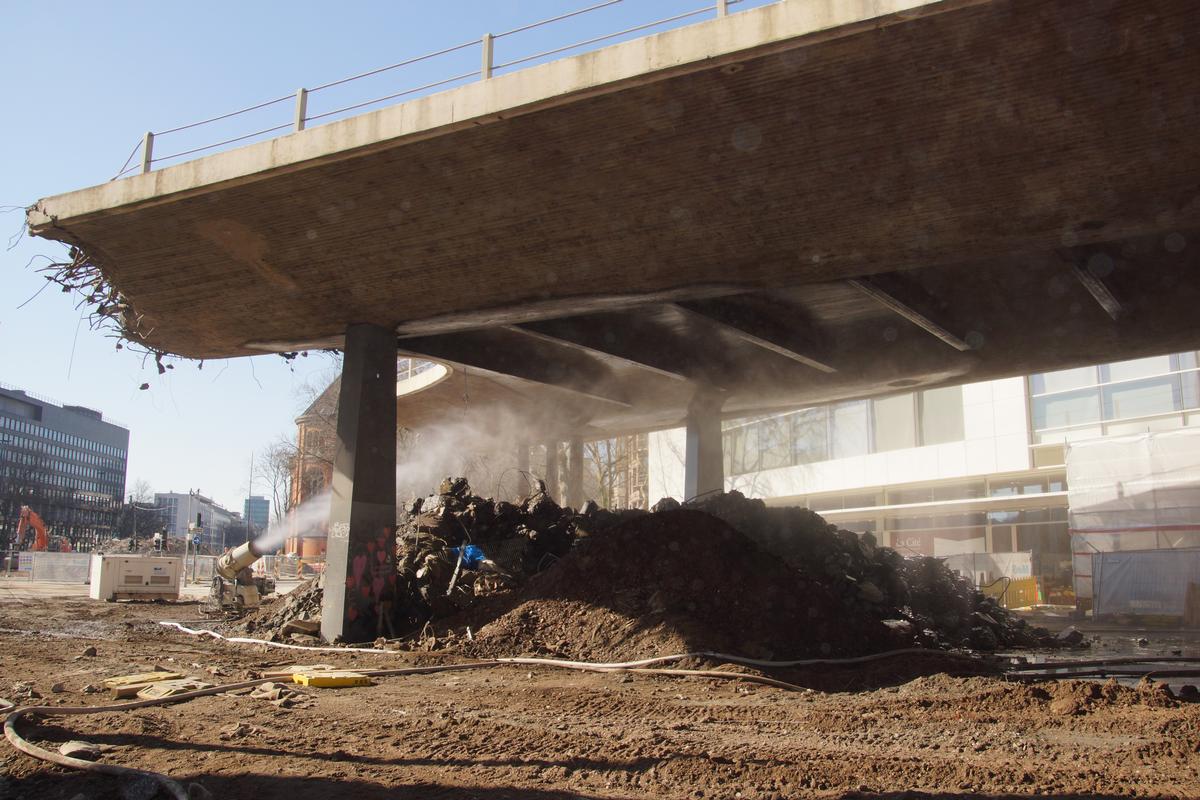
(219, 721, 261, 740)
(249, 681, 312, 707)
(136, 679, 213, 699)
(104, 671, 184, 689)
(58, 740, 102, 761)
(282, 619, 321, 636)
(1056, 626, 1085, 645)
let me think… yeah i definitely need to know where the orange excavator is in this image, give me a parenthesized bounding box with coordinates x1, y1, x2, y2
(15, 506, 71, 552)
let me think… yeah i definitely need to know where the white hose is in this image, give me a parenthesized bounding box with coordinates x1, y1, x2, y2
(158, 621, 982, 669)
(5, 623, 994, 793)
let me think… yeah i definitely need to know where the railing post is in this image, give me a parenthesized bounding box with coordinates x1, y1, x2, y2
(140, 131, 154, 174)
(716, 0, 728, 16)
(481, 33, 494, 79)
(294, 88, 308, 132)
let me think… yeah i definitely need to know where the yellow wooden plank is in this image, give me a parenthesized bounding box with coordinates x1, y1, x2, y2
(292, 671, 372, 688)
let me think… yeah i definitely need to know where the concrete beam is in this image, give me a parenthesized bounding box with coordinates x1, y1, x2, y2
(1071, 260, 1125, 321)
(505, 319, 689, 383)
(397, 330, 630, 408)
(321, 324, 398, 644)
(672, 298, 836, 373)
(846, 275, 971, 352)
(567, 436, 585, 509)
(683, 392, 724, 501)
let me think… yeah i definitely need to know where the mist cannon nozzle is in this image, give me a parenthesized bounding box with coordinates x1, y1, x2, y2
(215, 539, 266, 581)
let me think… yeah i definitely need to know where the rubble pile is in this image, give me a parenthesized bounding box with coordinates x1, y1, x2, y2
(237, 576, 324, 641)
(393, 477, 640, 629)
(95, 536, 185, 555)
(686, 491, 1060, 650)
(466, 508, 870, 661)
(233, 480, 1066, 658)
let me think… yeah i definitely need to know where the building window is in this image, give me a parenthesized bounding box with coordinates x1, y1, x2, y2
(757, 416, 792, 471)
(919, 386, 965, 445)
(1101, 376, 1179, 419)
(791, 408, 828, 464)
(831, 401, 869, 459)
(1030, 350, 1200, 441)
(721, 385, 967, 477)
(1032, 388, 1101, 430)
(872, 394, 916, 452)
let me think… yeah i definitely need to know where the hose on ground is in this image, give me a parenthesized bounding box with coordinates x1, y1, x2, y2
(14, 621, 1191, 795)
(1008, 667, 1200, 680)
(3, 649, 823, 795)
(1006, 656, 1200, 671)
(157, 621, 990, 669)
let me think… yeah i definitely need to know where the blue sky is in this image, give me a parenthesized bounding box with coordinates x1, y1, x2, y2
(1, 0, 771, 514)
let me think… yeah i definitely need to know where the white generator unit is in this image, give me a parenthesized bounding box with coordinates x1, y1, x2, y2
(89, 555, 183, 601)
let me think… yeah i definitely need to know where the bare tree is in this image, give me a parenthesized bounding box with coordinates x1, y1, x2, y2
(584, 439, 625, 509)
(582, 434, 648, 509)
(258, 437, 298, 524)
(130, 478, 153, 503)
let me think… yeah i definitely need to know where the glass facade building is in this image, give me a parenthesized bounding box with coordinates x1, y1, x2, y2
(0, 384, 129, 551)
(650, 349, 1200, 600)
(1030, 353, 1200, 443)
(723, 386, 966, 476)
(244, 495, 270, 536)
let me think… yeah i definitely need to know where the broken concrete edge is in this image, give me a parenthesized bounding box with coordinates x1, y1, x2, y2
(26, 0, 982, 232)
(26, 235, 337, 368)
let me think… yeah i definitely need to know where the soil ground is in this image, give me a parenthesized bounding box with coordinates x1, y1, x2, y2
(1, 593, 1198, 800)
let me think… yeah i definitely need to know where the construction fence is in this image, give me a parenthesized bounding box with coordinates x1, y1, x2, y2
(1067, 429, 1200, 606)
(1091, 547, 1200, 619)
(1, 551, 317, 585)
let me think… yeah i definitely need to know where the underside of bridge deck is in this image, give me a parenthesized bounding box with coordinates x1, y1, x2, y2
(27, 0, 1200, 436)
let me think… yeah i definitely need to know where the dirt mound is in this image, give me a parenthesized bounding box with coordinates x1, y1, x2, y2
(898, 673, 1182, 716)
(232, 576, 323, 641)
(466, 509, 885, 661)
(691, 491, 1058, 651)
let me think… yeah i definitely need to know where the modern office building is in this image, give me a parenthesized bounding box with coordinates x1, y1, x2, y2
(0, 383, 129, 551)
(243, 495, 270, 538)
(154, 491, 236, 553)
(649, 349, 1200, 603)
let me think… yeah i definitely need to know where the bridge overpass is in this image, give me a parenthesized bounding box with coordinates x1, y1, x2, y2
(27, 0, 1200, 640)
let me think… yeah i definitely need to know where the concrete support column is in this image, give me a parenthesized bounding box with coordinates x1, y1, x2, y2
(321, 324, 398, 644)
(567, 436, 584, 509)
(684, 392, 724, 501)
(542, 440, 559, 501)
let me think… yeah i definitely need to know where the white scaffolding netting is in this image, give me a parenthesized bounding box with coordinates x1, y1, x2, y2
(1067, 428, 1200, 607)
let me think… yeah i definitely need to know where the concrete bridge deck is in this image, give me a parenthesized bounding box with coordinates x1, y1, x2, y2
(26, 0, 1200, 639)
(27, 0, 1200, 434)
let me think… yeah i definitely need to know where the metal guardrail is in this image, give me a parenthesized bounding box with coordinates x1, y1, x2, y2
(1, 551, 90, 583)
(113, 0, 752, 179)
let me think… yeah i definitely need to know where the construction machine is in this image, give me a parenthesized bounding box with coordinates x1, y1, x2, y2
(208, 539, 275, 612)
(15, 506, 71, 552)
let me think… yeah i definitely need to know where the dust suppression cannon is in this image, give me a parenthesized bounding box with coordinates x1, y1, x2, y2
(210, 539, 275, 612)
